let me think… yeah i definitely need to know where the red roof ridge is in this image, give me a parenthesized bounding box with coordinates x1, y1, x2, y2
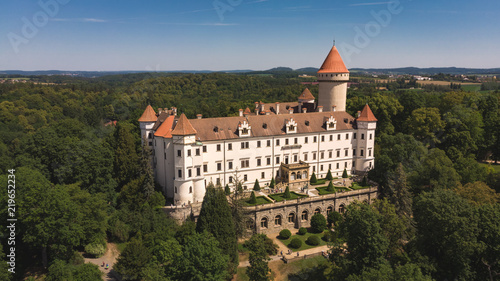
(317, 46, 349, 74)
(299, 88, 315, 100)
(357, 104, 377, 122)
(171, 113, 197, 135)
(138, 105, 157, 122)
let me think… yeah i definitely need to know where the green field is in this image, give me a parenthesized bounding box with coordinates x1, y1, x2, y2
(280, 231, 328, 252)
(479, 162, 500, 173)
(461, 84, 481, 91)
(350, 182, 370, 190)
(269, 192, 308, 202)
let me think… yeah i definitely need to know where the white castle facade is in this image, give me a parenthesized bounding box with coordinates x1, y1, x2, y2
(139, 44, 377, 206)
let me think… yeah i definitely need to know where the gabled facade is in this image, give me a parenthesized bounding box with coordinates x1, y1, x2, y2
(139, 43, 377, 206)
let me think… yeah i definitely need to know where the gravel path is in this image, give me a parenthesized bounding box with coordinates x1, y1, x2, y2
(84, 243, 121, 281)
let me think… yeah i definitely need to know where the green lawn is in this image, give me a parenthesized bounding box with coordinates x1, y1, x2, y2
(350, 182, 370, 190)
(479, 162, 500, 173)
(279, 231, 328, 252)
(269, 192, 308, 202)
(315, 186, 350, 195)
(244, 195, 273, 206)
(461, 84, 481, 92)
(310, 178, 327, 186)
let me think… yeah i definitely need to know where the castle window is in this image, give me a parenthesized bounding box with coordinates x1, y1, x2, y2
(203, 145, 207, 153)
(353, 133, 357, 139)
(178, 170, 182, 178)
(369, 149, 372, 157)
(345, 150, 348, 157)
(175, 186, 177, 193)
(313, 166, 316, 172)
(294, 138, 298, 144)
(313, 152, 316, 160)
(329, 151, 333, 158)
(216, 178, 221, 186)
(149, 141, 152, 146)
(361, 150, 364, 156)
(337, 134, 341, 140)
(244, 174, 248, 181)
(187, 149, 191, 157)
(285, 139, 289, 145)
(267, 140, 271, 147)
(257, 158, 261, 166)
(346, 133, 349, 140)
(337, 151, 340, 158)
(217, 163, 222, 171)
(189, 186, 192, 193)
(370, 134, 373, 140)
(345, 162, 348, 168)
(228, 143, 232, 150)
(353, 149, 356, 156)
(276, 156, 280, 164)
(276, 139, 280, 146)
(314, 208, 321, 215)
(339, 204, 346, 214)
(321, 165, 324, 171)
(228, 161, 233, 170)
(337, 163, 340, 169)
(242, 128, 249, 135)
(288, 213, 295, 223)
(229, 176, 233, 183)
(261, 217, 268, 229)
(267, 157, 271, 165)
(261, 172, 265, 179)
(305, 137, 308, 143)
(294, 154, 298, 162)
(321, 136, 325, 142)
(304, 153, 308, 161)
(148, 133, 152, 139)
(217, 144, 221, 151)
(275, 215, 282, 226)
(285, 156, 289, 164)
(203, 164, 208, 173)
(330, 135, 333, 141)
(257, 141, 261, 147)
(196, 167, 201, 176)
(313, 136, 317, 143)
(241, 159, 250, 168)
(195, 148, 200, 156)
(301, 211, 308, 221)
(327, 206, 333, 215)
(361, 134, 365, 140)
(177, 150, 181, 157)
(188, 169, 192, 178)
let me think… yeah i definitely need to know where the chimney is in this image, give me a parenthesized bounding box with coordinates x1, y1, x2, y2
(302, 108, 307, 113)
(318, 106, 323, 112)
(255, 102, 259, 115)
(332, 106, 336, 112)
(239, 109, 243, 117)
(298, 101, 302, 113)
(158, 108, 163, 114)
(260, 104, 265, 112)
(173, 107, 177, 116)
(197, 114, 202, 119)
(275, 102, 280, 115)
(288, 108, 294, 114)
(357, 111, 361, 118)
(265, 110, 271, 116)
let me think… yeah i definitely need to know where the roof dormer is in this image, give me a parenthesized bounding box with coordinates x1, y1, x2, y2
(238, 120, 251, 137)
(285, 118, 297, 134)
(325, 115, 337, 131)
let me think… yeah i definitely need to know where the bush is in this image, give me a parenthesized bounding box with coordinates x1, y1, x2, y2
(327, 211, 343, 228)
(279, 229, 292, 239)
(224, 184, 231, 195)
(84, 242, 106, 258)
(326, 169, 333, 181)
(284, 186, 291, 199)
(244, 234, 278, 255)
(342, 168, 348, 178)
(322, 231, 334, 242)
(269, 178, 275, 189)
(310, 213, 327, 233)
(327, 181, 336, 192)
(306, 235, 321, 246)
(69, 251, 84, 265)
(289, 238, 302, 249)
(254, 179, 261, 191)
(310, 172, 318, 184)
(298, 227, 307, 235)
(249, 191, 257, 204)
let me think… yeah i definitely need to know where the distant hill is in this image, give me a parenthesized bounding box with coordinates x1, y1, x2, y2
(1, 67, 499, 78)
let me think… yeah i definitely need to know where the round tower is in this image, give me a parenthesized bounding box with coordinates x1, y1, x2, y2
(317, 44, 349, 112)
(138, 105, 158, 146)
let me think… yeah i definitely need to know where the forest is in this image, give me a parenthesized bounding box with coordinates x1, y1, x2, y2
(0, 72, 499, 280)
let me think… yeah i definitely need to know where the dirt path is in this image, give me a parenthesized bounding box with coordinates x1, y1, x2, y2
(84, 243, 121, 281)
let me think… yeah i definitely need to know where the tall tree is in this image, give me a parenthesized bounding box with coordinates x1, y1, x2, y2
(406, 107, 445, 147)
(246, 235, 272, 281)
(113, 122, 140, 189)
(114, 238, 153, 281)
(197, 184, 238, 272)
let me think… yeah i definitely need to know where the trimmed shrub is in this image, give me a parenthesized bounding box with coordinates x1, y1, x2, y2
(254, 179, 261, 191)
(298, 227, 307, 235)
(279, 229, 292, 240)
(284, 186, 291, 199)
(249, 191, 257, 204)
(310, 172, 318, 184)
(224, 184, 231, 195)
(327, 181, 336, 192)
(326, 169, 333, 181)
(306, 235, 321, 246)
(289, 238, 302, 249)
(342, 168, 348, 178)
(310, 213, 327, 233)
(269, 178, 275, 189)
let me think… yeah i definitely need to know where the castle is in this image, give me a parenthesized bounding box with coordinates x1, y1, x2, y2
(139, 44, 377, 206)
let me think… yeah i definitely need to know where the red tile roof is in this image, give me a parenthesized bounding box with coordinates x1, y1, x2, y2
(357, 104, 377, 122)
(171, 113, 197, 136)
(138, 105, 157, 122)
(299, 88, 315, 100)
(317, 46, 349, 74)
(154, 116, 176, 138)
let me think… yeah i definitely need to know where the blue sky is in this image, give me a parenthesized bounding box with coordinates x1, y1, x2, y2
(1, 0, 499, 71)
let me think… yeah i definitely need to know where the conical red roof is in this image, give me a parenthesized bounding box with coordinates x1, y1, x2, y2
(357, 104, 377, 122)
(317, 46, 349, 74)
(299, 88, 315, 100)
(171, 113, 197, 135)
(138, 105, 157, 122)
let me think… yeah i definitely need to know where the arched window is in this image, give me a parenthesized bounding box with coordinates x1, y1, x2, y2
(314, 208, 321, 215)
(339, 204, 346, 214)
(288, 213, 295, 223)
(246, 219, 254, 230)
(291, 172, 296, 181)
(275, 215, 282, 226)
(327, 206, 333, 215)
(189, 186, 193, 193)
(174, 186, 178, 193)
(301, 210, 308, 221)
(261, 217, 268, 229)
